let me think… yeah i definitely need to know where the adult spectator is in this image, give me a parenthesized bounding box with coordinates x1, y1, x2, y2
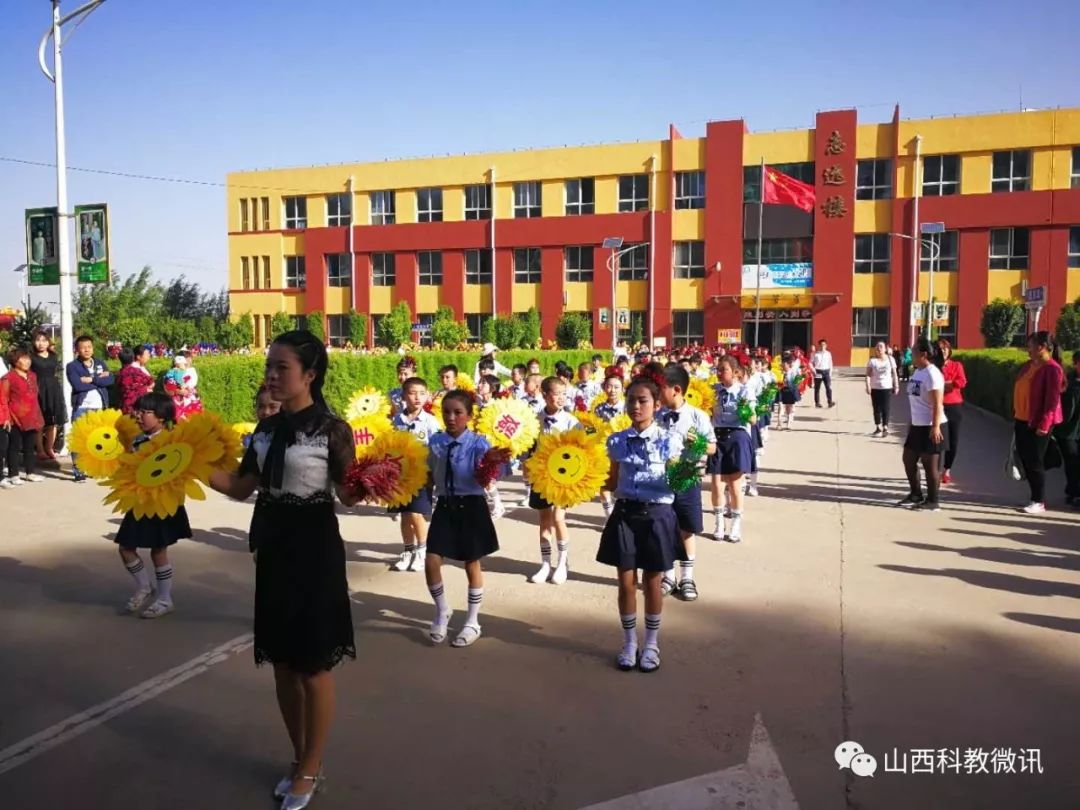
(899, 345, 912, 382)
(30, 329, 66, 460)
(1012, 331, 1065, 514)
(116, 345, 155, 415)
(2, 347, 46, 483)
(865, 341, 898, 436)
(899, 338, 948, 511)
(810, 338, 835, 408)
(938, 339, 967, 485)
(66, 335, 114, 482)
(472, 343, 512, 383)
(1055, 351, 1080, 507)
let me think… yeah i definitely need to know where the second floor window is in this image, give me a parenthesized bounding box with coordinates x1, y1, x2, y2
(241, 257, 250, 290)
(326, 193, 351, 227)
(564, 246, 594, 282)
(371, 190, 396, 225)
(283, 196, 307, 229)
(565, 178, 595, 215)
(618, 174, 649, 211)
(371, 252, 395, 286)
(673, 241, 705, 279)
(992, 150, 1031, 193)
(674, 171, 705, 209)
(514, 182, 541, 218)
(617, 243, 648, 281)
(464, 184, 492, 219)
(417, 188, 443, 222)
(922, 155, 960, 197)
(1072, 147, 1080, 189)
(856, 159, 892, 200)
(920, 231, 959, 271)
(418, 251, 443, 285)
(285, 255, 306, 288)
(327, 253, 350, 287)
(743, 237, 813, 264)
(514, 248, 541, 283)
(989, 227, 1030, 269)
(1069, 226, 1080, 267)
(854, 234, 890, 274)
(465, 249, 492, 284)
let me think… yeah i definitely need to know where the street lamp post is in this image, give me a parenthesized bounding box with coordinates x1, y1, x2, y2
(12, 264, 31, 312)
(891, 231, 942, 340)
(603, 237, 650, 353)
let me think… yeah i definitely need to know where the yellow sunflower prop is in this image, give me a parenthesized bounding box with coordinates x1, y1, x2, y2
(575, 410, 609, 437)
(363, 429, 429, 508)
(476, 398, 540, 458)
(588, 392, 607, 413)
(454, 375, 474, 393)
(524, 430, 610, 508)
(103, 415, 225, 519)
(609, 413, 632, 434)
(685, 378, 717, 415)
(345, 386, 391, 423)
(350, 413, 393, 459)
(68, 408, 141, 479)
(428, 392, 446, 430)
(197, 412, 244, 472)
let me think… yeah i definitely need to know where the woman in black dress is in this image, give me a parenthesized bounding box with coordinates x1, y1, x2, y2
(209, 331, 359, 810)
(31, 330, 67, 459)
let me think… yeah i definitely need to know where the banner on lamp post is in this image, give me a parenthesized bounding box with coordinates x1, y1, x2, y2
(75, 203, 110, 284)
(25, 207, 60, 286)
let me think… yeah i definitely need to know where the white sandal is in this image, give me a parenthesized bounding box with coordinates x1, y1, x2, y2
(140, 599, 174, 619)
(429, 609, 453, 644)
(639, 646, 661, 673)
(124, 588, 153, 614)
(451, 623, 482, 647)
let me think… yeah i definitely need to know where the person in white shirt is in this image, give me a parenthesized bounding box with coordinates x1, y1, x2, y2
(472, 343, 513, 383)
(810, 339, 835, 408)
(899, 338, 949, 511)
(865, 341, 899, 436)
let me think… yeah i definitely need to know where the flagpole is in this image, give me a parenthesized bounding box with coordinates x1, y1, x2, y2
(753, 157, 765, 349)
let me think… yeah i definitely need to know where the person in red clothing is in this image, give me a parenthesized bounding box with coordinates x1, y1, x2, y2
(1, 348, 46, 483)
(937, 339, 968, 484)
(0, 359, 11, 489)
(116, 345, 156, 415)
(1012, 331, 1065, 513)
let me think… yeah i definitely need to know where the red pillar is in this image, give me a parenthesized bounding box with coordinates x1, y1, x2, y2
(704, 120, 745, 342)
(594, 246, 614, 349)
(303, 227, 347, 333)
(494, 248, 513, 317)
(889, 198, 914, 347)
(811, 110, 857, 365)
(1046, 226, 1072, 328)
(540, 245, 565, 340)
(353, 252, 373, 346)
(652, 211, 673, 343)
(443, 250, 465, 318)
(394, 252, 417, 320)
(958, 229, 989, 348)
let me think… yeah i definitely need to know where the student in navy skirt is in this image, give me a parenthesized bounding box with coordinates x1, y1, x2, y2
(709, 357, 757, 543)
(114, 393, 191, 619)
(388, 377, 440, 573)
(598, 371, 684, 673)
(425, 390, 500, 648)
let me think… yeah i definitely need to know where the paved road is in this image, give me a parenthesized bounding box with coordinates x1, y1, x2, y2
(1, 373, 1077, 809)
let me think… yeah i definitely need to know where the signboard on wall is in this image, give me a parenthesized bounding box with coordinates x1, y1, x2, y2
(717, 329, 741, 344)
(741, 308, 813, 322)
(741, 262, 813, 290)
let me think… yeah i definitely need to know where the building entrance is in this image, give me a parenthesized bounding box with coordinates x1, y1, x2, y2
(743, 317, 812, 357)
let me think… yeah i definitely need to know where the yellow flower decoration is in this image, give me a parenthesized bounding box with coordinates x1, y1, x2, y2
(575, 410, 610, 437)
(103, 414, 225, 519)
(68, 408, 141, 479)
(454, 375, 474, 393)
(708, 373, 720, 386)
(231, 421, 257, 439)
(476, 398, 540, 458)
(199, 412, 244, 472)
(524, 430, 610, 508)
(345, 386, 391, 423)
(365, 429, 429, 507)
(609, 413, 632, 433)
(350, 413, 393, 459)
(685, 378, 717, 415)
(588, 392, 607, 413)
(429, 392, 446, 430)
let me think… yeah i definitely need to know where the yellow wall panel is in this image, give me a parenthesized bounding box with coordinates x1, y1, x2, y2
(986, 270, 1027, 302)
(674, 139, 706, 171)
(671, 279, 704, 310)
(851, 348, 872, 366)
(852, 273, 891, 307)
(594, 177, 618, 215)
(895, 155, 915, 199)
(306, 196, 326, 229)
(898, 110, 1067, 153)
(369, 286, 393, 314)
(1047, 147, 1075, 189)
(513, 283, 540, 312)
(855, 124, 893, 159)
(541, 180, 564, 218)
(744, 130, 813, 165)
(280, 234, 303, 255)
(416, 286, 440, 314)
(443, 186, 464, 222)
(1067, 269, 1080, 303)
(228, 291, 286, 315)
(916, 271, 959, 304)
(853, 201, 891, 233)
(672, 209, 705, 240)
(616, 280, 648, 309)
(463, 285, 492, 313)
(565, 282, 592, 311)
(324, 287, 351, 315)
(1031, 148, 1059, 191)
(960, 154, 991, 195)
(494, 184, 514, 220)
(396, 190, 417, 224)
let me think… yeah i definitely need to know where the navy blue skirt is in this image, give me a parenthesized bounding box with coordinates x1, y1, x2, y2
(529, 489, 555, 510)
(597, 500, 678, 573)
(388, 486, 433, 519)
(115, 507, 191, 550)
(427, 495, 499, 562)
(673, 486, 704, 536)
(716, 428, 753, 475)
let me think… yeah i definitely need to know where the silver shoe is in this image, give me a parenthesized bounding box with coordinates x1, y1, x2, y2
(281, 773, 324, 809)
(273, 762, 298, 800)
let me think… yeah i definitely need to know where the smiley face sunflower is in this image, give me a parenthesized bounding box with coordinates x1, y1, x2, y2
(68, 409, 141, 479)
(103, 416, 225, 519)
(685, 378, 717, 415)
(524, 430, 609, 508)
(345, 386, 391, 422)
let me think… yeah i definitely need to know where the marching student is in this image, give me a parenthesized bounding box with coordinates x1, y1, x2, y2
(598, 370, 684, 673)
(709, 356, 756, 543)
(526, 358, 542, 377)
(596, 369, 626, 516)
(508, 364, 528, 399)
(438, 364, 459, 395)
(778, 354, 801, 430)
(574, 362, 602, 409)
(528, 376, 580, 584)
(425, 390, 500, 648)
(389, 357, 416, 416)
(657, 363, 715, 601)
(523, 373, 544, 412)
(742, 358, 767, 496)
(474, 374, 507, 519)
(389, 377, 440, 572)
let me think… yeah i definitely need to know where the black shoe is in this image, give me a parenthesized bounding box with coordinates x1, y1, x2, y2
(897, 494, 925, 508)
(73, 472, 87, 483)
(915, 500, 941, 512)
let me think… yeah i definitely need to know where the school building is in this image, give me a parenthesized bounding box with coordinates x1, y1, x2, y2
(226, 106, 1080, 365)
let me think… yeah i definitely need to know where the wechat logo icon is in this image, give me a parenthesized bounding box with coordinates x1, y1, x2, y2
(835, 741, 878, 778)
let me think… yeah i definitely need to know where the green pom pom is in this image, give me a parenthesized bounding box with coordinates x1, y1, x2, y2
(736, 398, 754, 425)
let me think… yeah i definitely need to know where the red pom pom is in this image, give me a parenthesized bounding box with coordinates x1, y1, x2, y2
(474, 447, 511, 488)
(344, 456, 403, 502)
(574, 396, 587, 412)
(422, 401, 435, 414)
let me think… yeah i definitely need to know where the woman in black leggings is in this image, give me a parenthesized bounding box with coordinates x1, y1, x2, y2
(866, 341, 899, 436)
(937, 339, 967, 485)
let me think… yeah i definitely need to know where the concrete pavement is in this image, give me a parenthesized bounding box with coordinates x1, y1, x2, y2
(0, 372, 1077, 809)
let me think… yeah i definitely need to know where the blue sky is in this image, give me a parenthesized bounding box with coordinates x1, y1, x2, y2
(1, 0, 1076, 312)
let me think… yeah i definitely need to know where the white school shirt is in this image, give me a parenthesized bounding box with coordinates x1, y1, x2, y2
(907, 364, 947, 427)
(392, 409, 441, 446)
(538, 408, 580, 434)
(658, 403, 713, 447)
(811, 350, 834, 371)
(712, 381, 755, 435)
(866, 356, 897, 390)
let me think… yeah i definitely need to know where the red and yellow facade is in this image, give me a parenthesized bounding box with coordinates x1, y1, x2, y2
(227, 107, 1080, 365)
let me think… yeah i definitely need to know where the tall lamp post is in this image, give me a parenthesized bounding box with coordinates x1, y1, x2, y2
(603, 237, 650, 353)
(12, 264, 31, 312)
(892, 226, 943, 340)
(37, 0, 107, 424)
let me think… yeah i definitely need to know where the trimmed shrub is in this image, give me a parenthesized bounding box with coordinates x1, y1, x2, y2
(1055, 297, 1080, 352)
(348, 309, 368, 347)
(951, 349, 1027, 420)
(521, 307, 542, 349)
(555, 313, 592, 349)
(306, 310, 326, 343)
(270, 312, 294, 341)
(431, 306, 469, 348)
(376, 301, 412, 348)
(489, 315, 525, 350)
(980, 299, 1025, 348)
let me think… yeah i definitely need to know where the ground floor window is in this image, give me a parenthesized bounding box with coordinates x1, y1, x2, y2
(852, 307, 889, 348)
(673, 310, 704, 345)
(327, 314, 349, 348)
(465, 313, 490, 343)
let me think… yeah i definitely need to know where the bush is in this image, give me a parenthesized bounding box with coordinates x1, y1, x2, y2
(348, 309, 368, 347)
(555, 313, 592, 349)
(306, 310, 326, 343)
(269, 312, 294, 341)
(951, 349, 1027, 420)
(980, 299, 1025, 348)
(488, 316, 525, 350)
(220, 314, 254, 350)
(431, 306, 469, 348)
(376, 301, 412, 348)
(1055, 297, 1080, 352)
(521, 307, 542, 349)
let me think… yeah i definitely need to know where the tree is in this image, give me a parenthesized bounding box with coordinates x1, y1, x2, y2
(376, 301, 412, 348)
(431, 306, 469, 348)
(162, 276, 230, 322)
(269, 312, 294, 341)
(74, 266, 164, 341)
(480, 317, 497, 346)
(307, 310, 326, 343)
(555, 313, 592, 349)
(218, 314, 254, 351)
(9, 303, 49, 348)
(521, 307, 542, 348)
(348, 309, 368, 347)
(629, 312, 645, 347)
(109, 317, 154, 349)
(980, 299, 1025, 348)
(158, 317, 198, 350)
(1055, 297, 1080, 351)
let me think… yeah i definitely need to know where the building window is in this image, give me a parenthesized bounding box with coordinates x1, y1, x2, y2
(673, 241, 705, 279)
(564, 246, 594, 282)
(241, 257, 250, 290)
(262, 315, 272, 344)
(260, 197, 270, 230)
(856, 159, 892, 200)
(743, 237, 813, 264)
(326, 193, 352, 227)
(416, 313, 435, 348)
(465, 250, 493, 284)
(617, 310, 646, 343)
(327, 315, 348, 348)
(1072, 148, 1080, 189)
(744, 162, 814, 202)
(565, 178, 595, 216)
(371, 252, 395, 286)
(852, 307, 890, 348)
(919, 231, 959, 271)
(292, 315, 308, 332)
(370, 191, 396, 225)
(989, 227, 1029, 269)
(240, 199, 249, 232)
(617, 243, 649, 281)
(514, 182, 542, 218)
(418, 251, 443, 285)
(283, 196, 307, 229)
(853, 234, 890, 274)
(465, 313, 490, 342)
(371, 314, 384, 339)
(672, 310, 704, 344)
(1070, 227, 1080, 268)
(674, 171, 705, 209)
(285, 256, 306, 289)
(936, 306, 958, 346)
(417, 188, 443, 223)
(514, 248, 542, 283)
(992, 150, 1031, 193)
(262, 256, 271, 289)
(922, 155, 960, 197)
(617, 174, 649, 212)
(464, 184, 492, 220)
(326, 253, 351, 287)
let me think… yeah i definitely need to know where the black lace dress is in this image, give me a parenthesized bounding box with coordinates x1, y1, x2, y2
(30, 352, 67, 427)
(239, 405, 357, 675)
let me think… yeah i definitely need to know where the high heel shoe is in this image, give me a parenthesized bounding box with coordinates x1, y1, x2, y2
(281, 773, 324, 809)
(272, 761, 298, 800)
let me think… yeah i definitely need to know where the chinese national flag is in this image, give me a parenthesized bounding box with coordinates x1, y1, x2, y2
(762, 166, 816, 213)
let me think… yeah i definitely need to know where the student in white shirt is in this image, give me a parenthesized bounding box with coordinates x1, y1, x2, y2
(811, 338, 835, 408)
(899, 338, 949, 511)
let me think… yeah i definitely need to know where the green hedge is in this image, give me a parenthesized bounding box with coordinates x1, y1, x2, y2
(109, 350, 605, 422)
(951, 349, 1027, 420)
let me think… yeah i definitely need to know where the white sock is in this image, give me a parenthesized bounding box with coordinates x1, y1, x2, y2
(154, 564, 173, 603)
(466, 587, 483, 626)
(539, 543, 552, 568)
(680, 557, 695, 582)
(665, 567, 676, 582)
(403, 543, 416, 554)
(644, 613, 661, 649)
(730, 510, 743, 537)
(124, 557, 151, 591)
(429, 581, 449, 614)
(621, 614, 638, 650)
(555, 541, 569, 570)
(749, 471, 759, 487)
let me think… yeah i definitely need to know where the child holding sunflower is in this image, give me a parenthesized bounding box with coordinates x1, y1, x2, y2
(114, 392, 191, 618)
(389, 377, 440, 572)
(708, 356, 757, 543)
(389, 356, 416, 417)
(425, 390, 500, 647)
(598, 370, 684, 673)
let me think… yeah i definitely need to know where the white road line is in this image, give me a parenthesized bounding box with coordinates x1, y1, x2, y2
(0, 633, 253, 776)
